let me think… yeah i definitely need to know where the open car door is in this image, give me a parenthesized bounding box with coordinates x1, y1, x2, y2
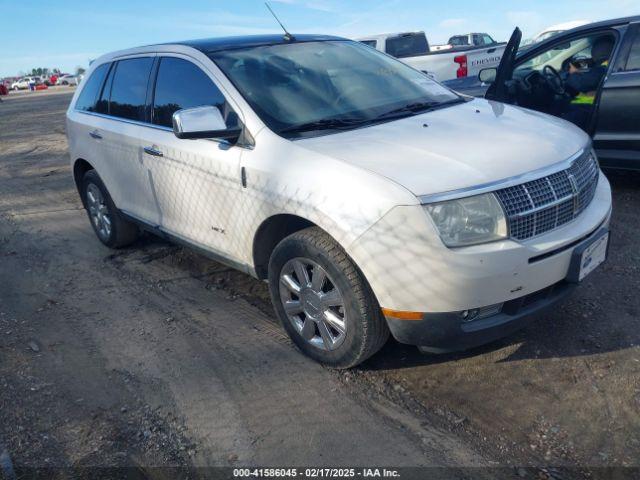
(485, 27, 522, 102)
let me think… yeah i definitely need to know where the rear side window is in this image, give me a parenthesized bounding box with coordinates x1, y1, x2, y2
(75, 63, 109, 112)
(109, 57, 154, 122)
(385, 34, 428, 58)
(360, 40, 377, 48)
(449, 36, 468, 46)
(152, 57, 234, 128)
(626, 30, 640, 71)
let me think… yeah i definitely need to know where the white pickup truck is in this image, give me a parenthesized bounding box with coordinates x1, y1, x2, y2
(358, 31, 506, 82)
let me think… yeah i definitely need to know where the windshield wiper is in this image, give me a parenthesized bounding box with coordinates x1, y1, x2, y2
(279, 117, 367, 134)
(374, 98, 467, 121)
(279, 98, 467, 135)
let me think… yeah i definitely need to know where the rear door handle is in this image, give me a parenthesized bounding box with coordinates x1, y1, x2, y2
(89, 130, 102, 140)
(143, 146, 163, 157)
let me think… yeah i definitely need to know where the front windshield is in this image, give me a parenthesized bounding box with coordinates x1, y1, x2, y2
(209, 40, 459, 137)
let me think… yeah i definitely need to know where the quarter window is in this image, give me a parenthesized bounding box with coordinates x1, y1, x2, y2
(152, 57, 235, 128)
(109, 57, 154, 122)
(75, 63, 110, 112)
(625, 30, 640, 71)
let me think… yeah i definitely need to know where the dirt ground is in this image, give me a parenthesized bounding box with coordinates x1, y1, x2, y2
(1, 91, 638, 478)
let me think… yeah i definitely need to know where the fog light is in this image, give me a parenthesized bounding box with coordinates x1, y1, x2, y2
(460, 309, 480, 322)
(460, 303, 503, 323)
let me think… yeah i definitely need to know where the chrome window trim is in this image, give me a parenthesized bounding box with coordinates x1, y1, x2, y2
(74, 109, 253, 149)
(75, 110, 173, 132)
(419, 148, 587, 204)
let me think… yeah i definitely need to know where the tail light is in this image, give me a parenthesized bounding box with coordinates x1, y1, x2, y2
(454, 54, 468, 78)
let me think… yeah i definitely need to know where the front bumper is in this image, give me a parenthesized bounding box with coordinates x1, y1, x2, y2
(347, 172, 612, 350)
(387, 279, 575, 353)
(387, 224, 608, 352)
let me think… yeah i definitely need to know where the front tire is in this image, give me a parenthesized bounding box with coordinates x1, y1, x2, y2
(81, 170, 138, 248)
(268, 227, 389, 368)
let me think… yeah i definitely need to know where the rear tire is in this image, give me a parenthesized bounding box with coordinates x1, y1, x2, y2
(81, 170, 138, 248)
(268, 227, 389, 368)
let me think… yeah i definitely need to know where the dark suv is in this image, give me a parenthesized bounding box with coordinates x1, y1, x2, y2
(445, 16, 640, 170)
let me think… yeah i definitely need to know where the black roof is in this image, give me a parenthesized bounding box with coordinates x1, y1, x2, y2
(172, 34, 346, 53)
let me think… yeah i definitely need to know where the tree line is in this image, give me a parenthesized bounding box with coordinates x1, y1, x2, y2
(19, 66, 86, 77)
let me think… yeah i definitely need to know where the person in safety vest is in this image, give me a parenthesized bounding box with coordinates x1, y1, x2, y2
(561, 35, 614, 130)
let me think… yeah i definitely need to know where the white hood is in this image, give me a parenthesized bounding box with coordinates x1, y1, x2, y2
(296, 99, 590, 197)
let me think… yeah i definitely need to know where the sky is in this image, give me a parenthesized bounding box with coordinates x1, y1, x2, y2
(0, 0, 637, 77)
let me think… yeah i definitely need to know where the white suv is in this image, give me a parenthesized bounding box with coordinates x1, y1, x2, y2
(11, 77, 35, 90)
(66, 34, 612, 368)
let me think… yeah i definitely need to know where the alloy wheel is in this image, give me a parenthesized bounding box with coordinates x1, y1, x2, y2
(279, 257, 347, 351)
(86, 183, 112, 241)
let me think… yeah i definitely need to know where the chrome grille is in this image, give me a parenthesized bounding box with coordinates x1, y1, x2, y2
(495, 151, 599, 240)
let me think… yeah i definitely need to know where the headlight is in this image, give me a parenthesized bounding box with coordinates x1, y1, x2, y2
(424, 193, 508, 247)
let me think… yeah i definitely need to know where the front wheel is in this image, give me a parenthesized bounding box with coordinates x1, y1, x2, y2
(268, 227, 389, 368)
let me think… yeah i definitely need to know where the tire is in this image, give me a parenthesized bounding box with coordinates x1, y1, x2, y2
(81, 170, 139, 248)
(268, 227, 389, 368)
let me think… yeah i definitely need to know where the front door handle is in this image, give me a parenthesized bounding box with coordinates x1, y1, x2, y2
(143, 146, 163, 157)
(89, 130, 102, 140)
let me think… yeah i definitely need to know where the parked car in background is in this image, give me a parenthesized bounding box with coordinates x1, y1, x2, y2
(448, 33, 499, 48)
(11, 77, 35, 90)
(67, 34, 611, 367)
(58, 74, 79, 86)
(446, 16, 640, 170)
(522, 20, 591, 46)
(357, 31, 505, 81)
(429, 33, 499, 52)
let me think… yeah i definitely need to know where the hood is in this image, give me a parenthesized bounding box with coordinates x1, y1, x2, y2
(295, 99, 590, 197)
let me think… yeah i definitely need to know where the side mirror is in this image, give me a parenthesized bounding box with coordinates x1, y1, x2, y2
(479, 67, 497, 84)
(172, 106, 241, 142)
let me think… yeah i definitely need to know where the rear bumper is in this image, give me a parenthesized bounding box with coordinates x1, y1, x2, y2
(386, 280, 575, 353)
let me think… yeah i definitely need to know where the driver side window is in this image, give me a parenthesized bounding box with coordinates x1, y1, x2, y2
(515, 32, 615, 76)
(152, 57, 239, 129)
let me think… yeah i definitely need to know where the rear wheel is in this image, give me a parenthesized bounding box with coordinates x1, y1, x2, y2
(81, 170, 138, 248)
(268, 227, 389, 368)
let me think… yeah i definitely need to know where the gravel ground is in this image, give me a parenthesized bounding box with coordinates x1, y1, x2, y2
(0, 91, 639, 479)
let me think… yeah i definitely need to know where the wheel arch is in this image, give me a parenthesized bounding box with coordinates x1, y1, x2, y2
(73, 158, 95, 206)
(252, 214, 318, 280)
